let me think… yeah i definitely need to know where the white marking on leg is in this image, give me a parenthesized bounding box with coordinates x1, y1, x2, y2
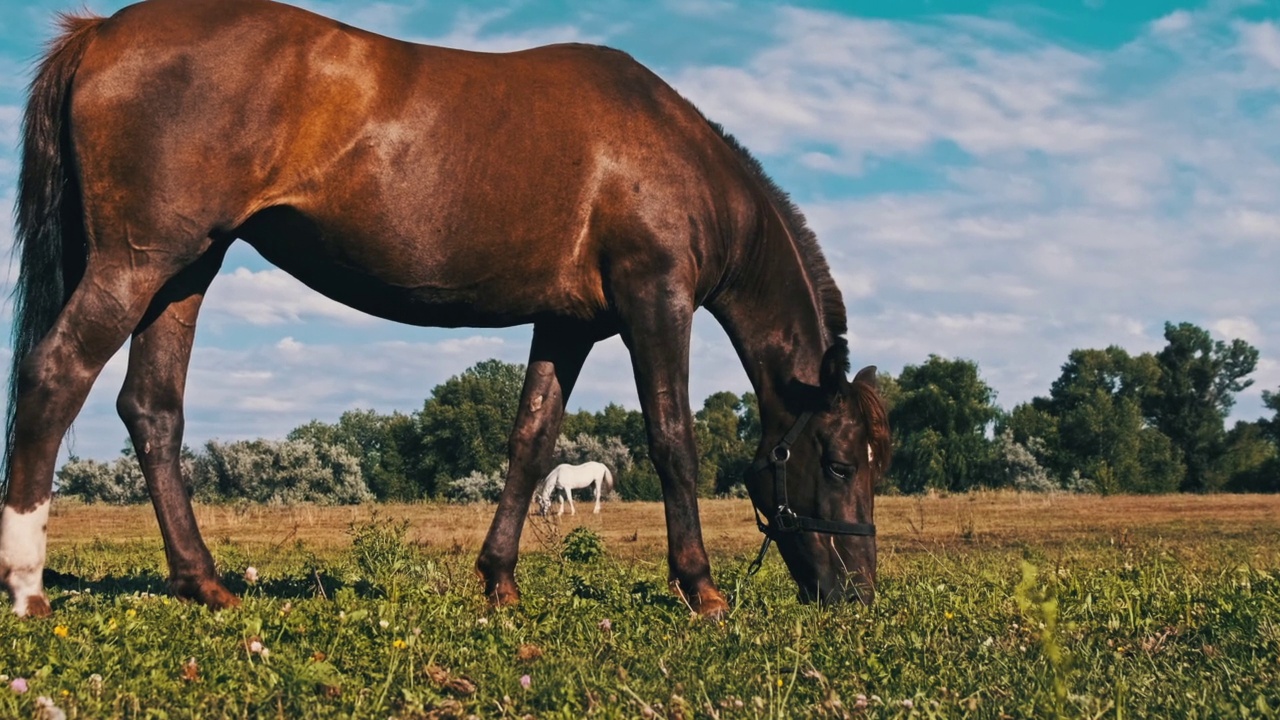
(0, 500, 52, 616)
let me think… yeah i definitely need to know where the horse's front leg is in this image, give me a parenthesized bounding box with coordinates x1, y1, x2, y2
(117, 248, 237, 610)
(616, 282, 729, 618)
(566, 489, 576, 516)
(476, 323, 593, 607)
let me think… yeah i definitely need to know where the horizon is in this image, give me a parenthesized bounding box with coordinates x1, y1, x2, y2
(1, 0, 1277, 461)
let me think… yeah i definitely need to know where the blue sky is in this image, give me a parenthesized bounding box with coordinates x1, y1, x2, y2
(1, 0, 1278, 461)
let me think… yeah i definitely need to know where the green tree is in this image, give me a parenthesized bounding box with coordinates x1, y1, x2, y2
(1260, 389, 1280, 446)
(694, 391, 757, 495)
(1145, 322, 1259, 492)
(1027, 347, 1182, 494)
(1221, 421, 1278, 493)
(889, 356, 1000, 493)
(290, 410, 417, 500)
(1223, 390, 1280, 492)
(411, 359, 526, 497)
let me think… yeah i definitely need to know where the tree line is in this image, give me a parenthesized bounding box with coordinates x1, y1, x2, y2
(57, 321, 1278, 504)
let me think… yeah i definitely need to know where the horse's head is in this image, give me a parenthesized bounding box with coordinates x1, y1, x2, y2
(749, 346, 891, 605)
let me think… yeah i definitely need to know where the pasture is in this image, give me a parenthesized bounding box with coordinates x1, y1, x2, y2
(2, 492, 1278, 719)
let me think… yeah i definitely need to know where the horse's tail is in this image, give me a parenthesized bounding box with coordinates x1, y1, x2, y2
(602, 466, 614, 495)
(5, 13, 105, 493)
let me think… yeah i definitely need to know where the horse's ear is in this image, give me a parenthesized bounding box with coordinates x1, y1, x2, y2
(853, 366, 878, 388)
(820, 344, 849, 392)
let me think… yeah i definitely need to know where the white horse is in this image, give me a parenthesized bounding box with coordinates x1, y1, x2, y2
(536, 462, 614, 516)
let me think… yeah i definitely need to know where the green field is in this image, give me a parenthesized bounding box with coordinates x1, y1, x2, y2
(2, 496, 1279, 719)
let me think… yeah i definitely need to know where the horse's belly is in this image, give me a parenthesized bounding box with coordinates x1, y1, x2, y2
(237, 209, 604, 328)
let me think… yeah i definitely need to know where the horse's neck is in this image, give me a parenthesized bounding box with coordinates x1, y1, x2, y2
(708, 213, 832, 418)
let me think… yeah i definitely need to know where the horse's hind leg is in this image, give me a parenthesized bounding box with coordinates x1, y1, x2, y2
(1, 261, 182, 616)
(477, 322, 593, 606)
(116, 244, 235, 609)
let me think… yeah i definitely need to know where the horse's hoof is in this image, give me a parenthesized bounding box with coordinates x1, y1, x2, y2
(171, 577, 240, 610)
(672, 580, 730, 620)
(11, 594, 52, 618)
(486, 581, 521, 608)
(692, 590, 730, 620)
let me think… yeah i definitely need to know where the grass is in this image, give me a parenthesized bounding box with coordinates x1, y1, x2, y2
(2, 493, 1279, 718)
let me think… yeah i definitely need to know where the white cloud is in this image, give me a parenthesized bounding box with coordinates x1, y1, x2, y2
(291, 0, 427, 36)
(414, 7, 598, 52)
(672, 9, 1112, 166)
(662, 0, 735, 18)
(1151, 10, 1194, 35)
(204, 268, 375, 326)
(1237, 20, 1280, 70)
(1212, 316, 1261, 344)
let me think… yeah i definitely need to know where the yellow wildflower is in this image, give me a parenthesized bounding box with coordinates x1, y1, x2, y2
(53, 625, 69, 638)
(393, 639, 407, 649)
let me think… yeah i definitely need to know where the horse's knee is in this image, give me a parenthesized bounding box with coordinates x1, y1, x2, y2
(116, 386, 183, 451)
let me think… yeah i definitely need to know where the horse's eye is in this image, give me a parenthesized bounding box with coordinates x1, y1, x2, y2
(826, 462, 853, 479)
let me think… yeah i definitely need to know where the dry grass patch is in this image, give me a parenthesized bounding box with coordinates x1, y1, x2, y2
(47, 491, 1280, 561)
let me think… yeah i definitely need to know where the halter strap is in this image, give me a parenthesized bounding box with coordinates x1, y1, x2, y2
(745, 410, 876, 577)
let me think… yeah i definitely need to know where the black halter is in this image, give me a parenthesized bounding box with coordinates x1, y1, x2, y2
(745, 411, 876, 576)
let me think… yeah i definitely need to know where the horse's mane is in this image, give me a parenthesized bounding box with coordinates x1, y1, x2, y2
(703, 118, 850, 371)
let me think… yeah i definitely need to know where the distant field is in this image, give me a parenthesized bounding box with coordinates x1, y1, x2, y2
(2, 492, 1276, 718)
(46, 491, 1280, 557)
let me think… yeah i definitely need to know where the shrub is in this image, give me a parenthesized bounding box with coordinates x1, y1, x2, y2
(995, 429, 1056, 493)
(56, 456, 148, 504)
(439, 469, 504, 504)
(562, 526, 605, 563)
(191, 439, 372, 504)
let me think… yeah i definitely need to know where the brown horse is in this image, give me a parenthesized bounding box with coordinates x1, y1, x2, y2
(0, 0, 891, 618)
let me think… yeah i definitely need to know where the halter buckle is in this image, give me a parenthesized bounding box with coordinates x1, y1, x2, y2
(774, 506, 799, 531)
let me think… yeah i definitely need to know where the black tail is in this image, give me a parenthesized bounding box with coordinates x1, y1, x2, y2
(4, 14, 104, 496)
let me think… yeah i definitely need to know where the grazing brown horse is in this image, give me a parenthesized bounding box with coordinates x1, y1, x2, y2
(0, 0, 891, 618)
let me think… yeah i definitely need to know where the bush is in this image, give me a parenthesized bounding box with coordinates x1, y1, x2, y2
(995, 429, 1056, 493)
(348, 517, 416, 594)
(191, 439, 372, 505)
(562, 526, 605, 563)
(439, 469, 504, 504)
(56, 456, 149, 504)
